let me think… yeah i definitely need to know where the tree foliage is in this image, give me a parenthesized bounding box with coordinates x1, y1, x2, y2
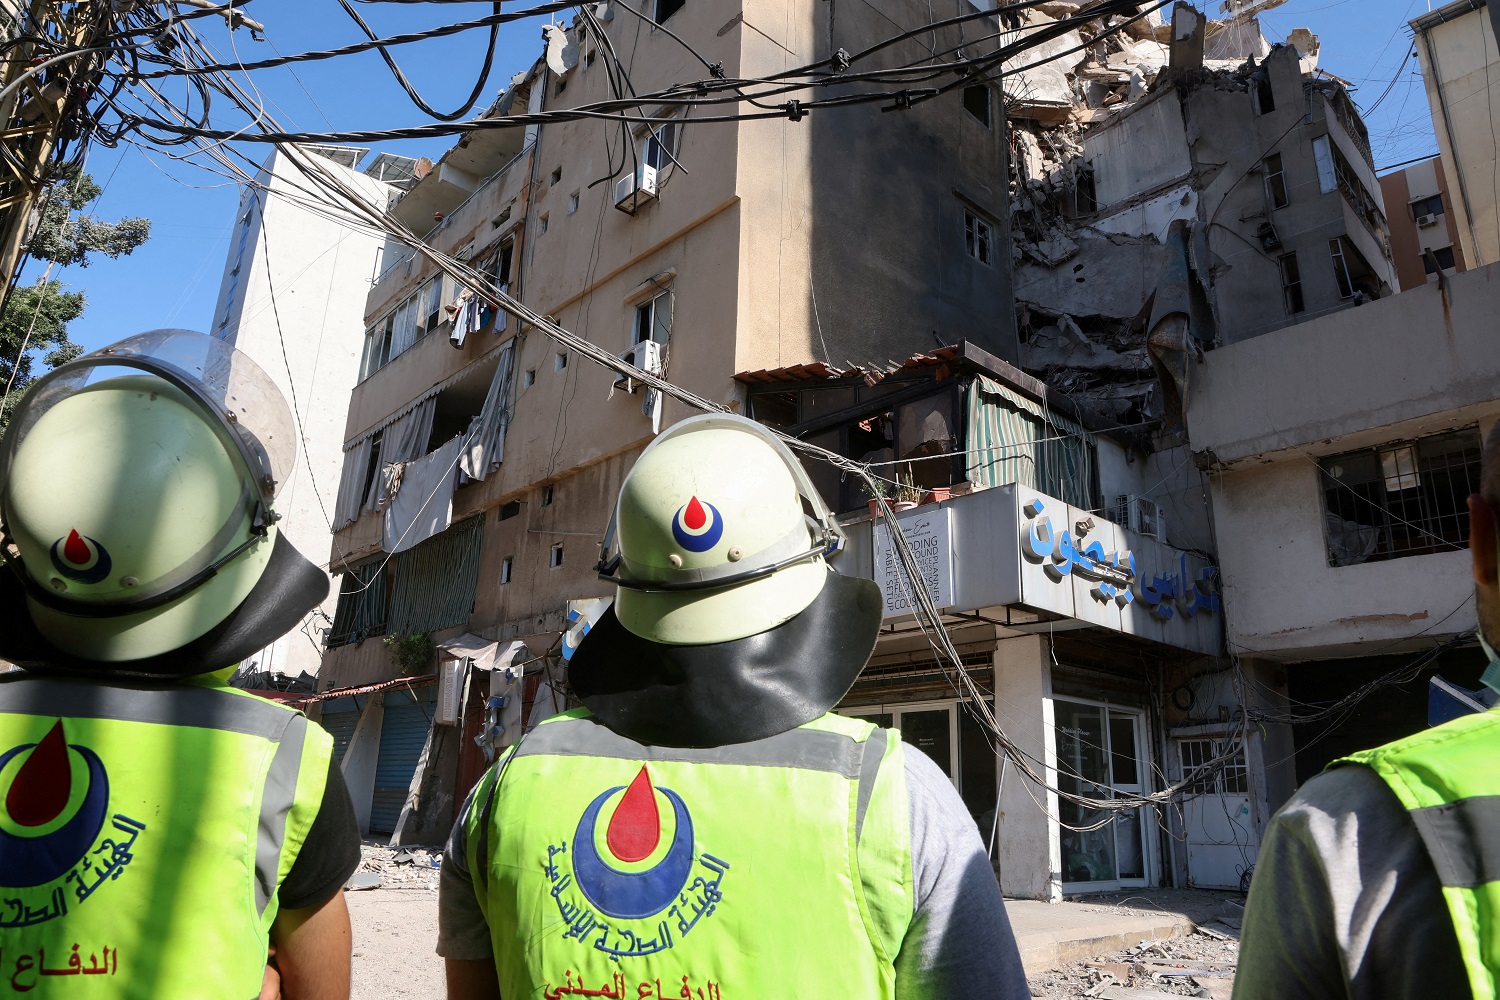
(26, 166, 151, 268)
(0, 167, 151, 428)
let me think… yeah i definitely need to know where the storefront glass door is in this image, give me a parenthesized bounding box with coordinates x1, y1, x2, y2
(1054, 699, 1151, 890)
(844, 702, 999, 835)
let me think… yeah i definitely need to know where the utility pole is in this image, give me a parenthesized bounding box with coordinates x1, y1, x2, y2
(0, 1, 106, 298)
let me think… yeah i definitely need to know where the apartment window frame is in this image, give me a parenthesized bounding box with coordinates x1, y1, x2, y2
(1075, 163, 1099, 215)
(654, 0, 685, 24)
(962, 84, 992, 127)
(1423, 245, 1458, 275)
(550, 543, 565, 568)
(1319, 427, 1482, 567)
(1278, 252, 1305, 314)
(420, 274, 445, 333)
(1329, 238, 1354, 299)
(538, 213, 549, 235)
(542, 485, 555, 507)
(641, 122, 680, 173)
(633, 289, 673, 347)
(1254, 72, 1275, 115)
(1264, 153, 1289, 210)
(500, 556, 513, 585)
(1410, 194, 1445, 220)
(964, 208, 994, 267)
(523, 368, 537, 389)
(554, 351, 568, 371)
(567, 191, 580, 215)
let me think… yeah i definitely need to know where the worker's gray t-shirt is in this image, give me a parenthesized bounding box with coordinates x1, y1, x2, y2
(436, 743, 1031, 999)
(1233, 765, 1471, 1000)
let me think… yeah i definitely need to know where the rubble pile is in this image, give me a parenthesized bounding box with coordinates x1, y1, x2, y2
(344, 841, 444, 892)
(1028, 929, 1240, 1000)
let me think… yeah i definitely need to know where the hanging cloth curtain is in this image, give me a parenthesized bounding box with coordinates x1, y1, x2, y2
(364, 398, 437, 512)
(334, 437, 375, 526)
(459, 339, 517, 482)
(966, 377, 1041, 491)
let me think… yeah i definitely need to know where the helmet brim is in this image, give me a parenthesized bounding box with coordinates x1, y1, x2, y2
(0, 532, 329, 679)
(568, 570, 883, 748)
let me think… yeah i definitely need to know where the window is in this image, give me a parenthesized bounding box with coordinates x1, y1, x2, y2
(538, 214, 549, 235)
(962, 85, 991, 127)
(1178, 739, 1249, 796)
(554, 351, 568, 371)
(542, 485, 555, 507)
(1320, 428, 1481, 566)
(1075, 164, 1098, 215)
(523, 368, 536, 388)
(551, 167, 562, 185)
(1330, 238, 1354, 298)
(498, 500, 521, 521)
(655, 0, 685, 23)
(1411, 194, 1445, 219)
(1279, 252, 1304, 314)
(494, 207, 512, 227)
(586, 50, 597, 68)
(1423, 245, 1457, 274)
(963, 209, 993, 266)
(327, 559, 389, 648)
(1264, 153, 1288, 209)
(550, 543, 565, 568)
(1254, 72, 1275, 114)
(415, 275, 444, 334)
(556, 78, 567, 96)
(642, 123, 679, 171)
(360, 430, 384, 506)
(633, 290, 672, 346)
(500, 557, 513, 585)
(567, 191, 580, 215)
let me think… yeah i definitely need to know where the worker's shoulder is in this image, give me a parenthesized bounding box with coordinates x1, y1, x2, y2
(1281, 764, 1404, 823)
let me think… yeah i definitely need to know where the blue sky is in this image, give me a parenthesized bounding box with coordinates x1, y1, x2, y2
(46, 0, 1442, 355)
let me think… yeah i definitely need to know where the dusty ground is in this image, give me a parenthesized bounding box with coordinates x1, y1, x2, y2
(345, 843, 446, 1000)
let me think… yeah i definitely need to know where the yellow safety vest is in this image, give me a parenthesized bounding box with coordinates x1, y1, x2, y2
(0, 672, 334, 999)
(464, 710, 913, 1000)
(1338, 709, 1500, 1000)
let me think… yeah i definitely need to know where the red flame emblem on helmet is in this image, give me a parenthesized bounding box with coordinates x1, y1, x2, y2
(49, 529, 112, 584)
(672, 497, 723, 552)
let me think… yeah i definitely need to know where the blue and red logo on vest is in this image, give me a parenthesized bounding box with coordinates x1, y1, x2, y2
(545, 765, 730, 961)
(671, 498, 723, 553)
(0, 720, 146, 930)
(49, 529, 112, 584)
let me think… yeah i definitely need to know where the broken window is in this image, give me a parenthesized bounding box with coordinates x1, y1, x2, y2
(962, 85, 991, 127)
(634, 290, 672, 346)
(1254, 72, 1275, 115)
(964, 209, 994, 266)
(1330, 238, 1354, 298)
(1278, 252, 1304, 314)
(1320, 428, 1480, 566)
(1264, 153, 1289, 210)
(1423, 246, 1457, 274)
(655, 0, 685, 23)
(1075, 164, 1098, 215)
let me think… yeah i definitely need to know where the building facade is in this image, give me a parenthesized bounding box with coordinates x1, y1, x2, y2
(209, 144, 400, 687)
(1379, 156, 1469, 291)
(1186, 262, 1500, 796)
(1412, 0, 1500, 271)
(314, 0, 1018, 841)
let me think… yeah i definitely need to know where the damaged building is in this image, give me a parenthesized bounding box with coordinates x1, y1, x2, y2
(1005, 0, 1395, 426)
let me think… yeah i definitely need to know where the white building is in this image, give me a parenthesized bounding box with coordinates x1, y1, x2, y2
(209, 144, 407, 686)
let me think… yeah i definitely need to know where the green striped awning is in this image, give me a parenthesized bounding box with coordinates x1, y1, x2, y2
(387, 515, 485, 636)
(966, 377, 1094, 510)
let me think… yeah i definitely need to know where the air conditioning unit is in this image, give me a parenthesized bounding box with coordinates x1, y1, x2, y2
(613, 339, 663, 394)
(1415, 213, 1439, 228)
(1113, 494, 1166, 542)
(613, 164, 658, 215)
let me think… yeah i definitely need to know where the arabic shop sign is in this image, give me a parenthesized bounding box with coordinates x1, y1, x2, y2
(873, 507, 954, 619)
(1020, 497, 1220, 622)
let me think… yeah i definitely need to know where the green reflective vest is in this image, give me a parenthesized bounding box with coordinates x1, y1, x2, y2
(1338, 709, 1500, 1000)
(463, 710, 913, 1000)
(0, 672, 334, 999)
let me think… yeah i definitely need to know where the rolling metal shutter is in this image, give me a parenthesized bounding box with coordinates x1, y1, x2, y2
(370, 686, 435, 834)
(318, 696, 362, 766)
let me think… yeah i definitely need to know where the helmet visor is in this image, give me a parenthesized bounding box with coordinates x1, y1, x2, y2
(2, 329, 295, 507)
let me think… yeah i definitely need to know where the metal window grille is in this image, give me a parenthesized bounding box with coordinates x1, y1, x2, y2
(1320, 427, 1481, 566)
(1178, 739, 1248, 795)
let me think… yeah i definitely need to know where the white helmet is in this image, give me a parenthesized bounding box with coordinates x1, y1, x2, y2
(0, 330, 328, 674)
(570, 414, 882, 747)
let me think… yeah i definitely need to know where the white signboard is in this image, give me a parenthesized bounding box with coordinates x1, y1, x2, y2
(873, 507, 954, 619)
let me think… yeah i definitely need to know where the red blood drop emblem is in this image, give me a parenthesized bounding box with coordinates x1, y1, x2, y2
(6, 721, 71, 827)
(683, 497, 707, 531)
(63, 530, 90, 566)
(606, 766, 661, 863)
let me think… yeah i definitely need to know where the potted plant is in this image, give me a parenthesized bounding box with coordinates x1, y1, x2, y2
(863, 477, 893, 518)
(893, 473, 922, 512)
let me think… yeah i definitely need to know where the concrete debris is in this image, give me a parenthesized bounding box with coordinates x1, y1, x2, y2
(1028, 930, 1238, 999)
(345, 841, 444, 892)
